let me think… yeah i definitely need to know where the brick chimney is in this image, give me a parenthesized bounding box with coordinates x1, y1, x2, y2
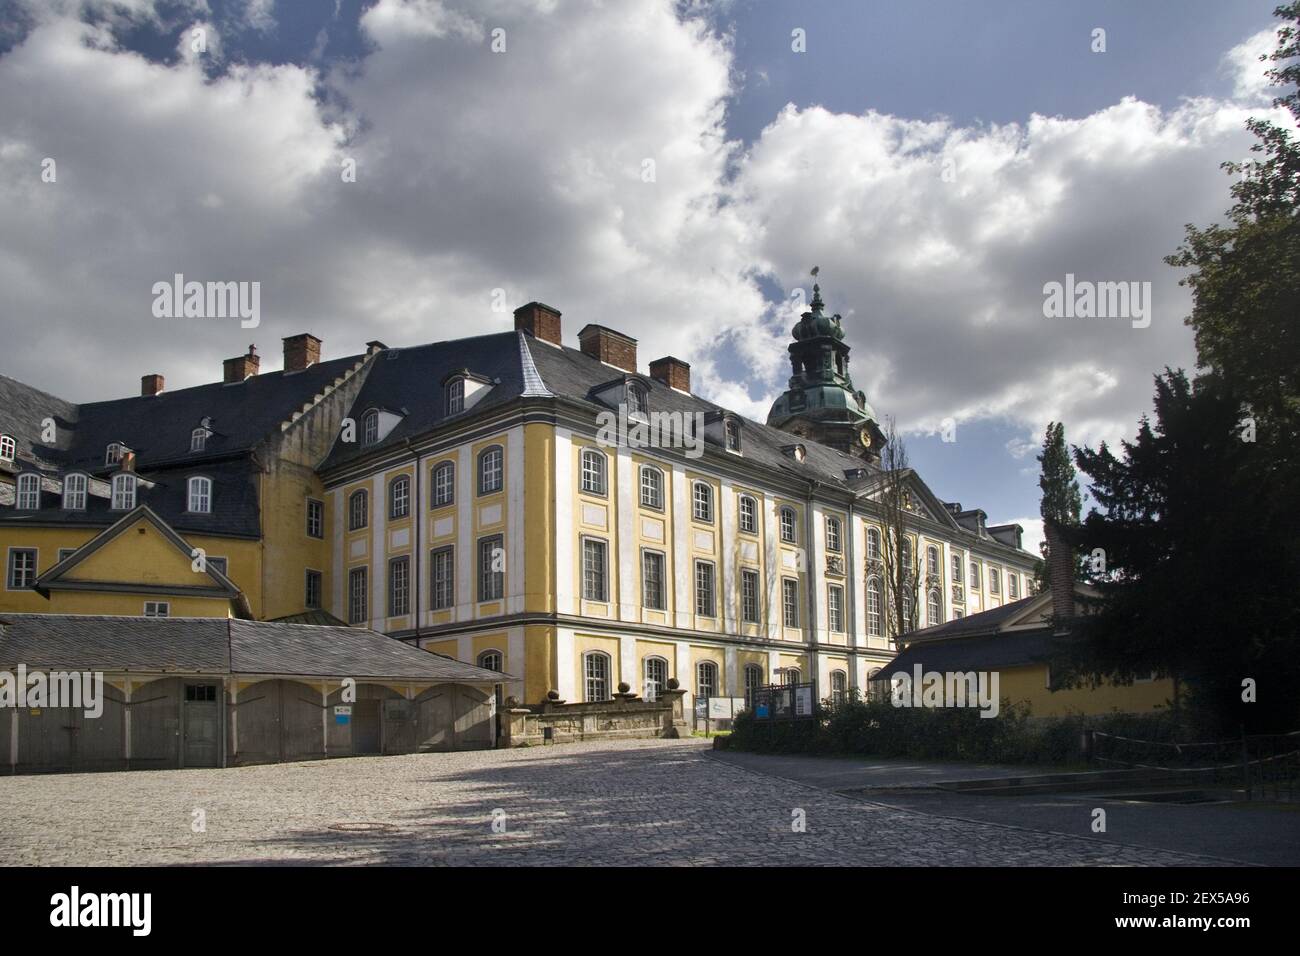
(223, 345, 260, 384)
(579, 325, 637, 373)
(282, 333, 321, 372)
(1044, 520, 1075, 633)
(649, 356, 690, 393)
(141, 374, 164, 397)
(514, 302, 562, 347)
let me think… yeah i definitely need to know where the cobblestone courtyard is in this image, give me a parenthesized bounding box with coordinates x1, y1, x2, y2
(0, 739, 1219, 866)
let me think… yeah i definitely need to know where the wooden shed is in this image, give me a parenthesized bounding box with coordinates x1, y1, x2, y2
(0, 614, 510, 774)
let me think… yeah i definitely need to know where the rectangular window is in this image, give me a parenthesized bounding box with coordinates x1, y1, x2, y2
(62, 474, 87, 510)
(306, 498, 324, 538)
(185, 684, 217, 702)
(782, 577, 799, 628)
(582, 538, 608, 602)
(389, 556, 410, 616)
(642, 550, 665, 610)
(430, 547, 454, 610)
(57, 548, 77, 563)
(207, 557, 228, 577)
(432, 463, 454, 507)
(639, 467, 662, 509)
(694, 560, 716, 617)
(143, 601, 170, 617)
(305, 569, 322, 609)
(738, 495, 757, 534)
(478, 535, 504, 602)
(828, 585, 845, 632)
(741, 568, 760, 623)
(7, 549, 36, 589)
(826, 518, 841, 553)
(348, 567, 368, 624)
(970, 560, 981, 590)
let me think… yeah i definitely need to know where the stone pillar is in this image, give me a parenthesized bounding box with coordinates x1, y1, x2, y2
(499, 708, 532, 748)
(658, 688, 691, 738)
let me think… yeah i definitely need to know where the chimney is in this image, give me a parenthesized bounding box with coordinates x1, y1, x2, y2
(141, 374, 164, 397)
(223, 344, 260, 384)
(514, 302, 562, 347)
(1044, 520, 1075, 633)
(282, 333, 321, 372)
(649, 356, 690, 393)
(578, 325, 637, 373)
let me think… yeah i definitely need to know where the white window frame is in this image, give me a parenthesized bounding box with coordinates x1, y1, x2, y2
(478, 446, 504, 496)
(389, 474, 411, 519)
(445, 377, 465, 415)
(828, 584, 845, 632)
(187, 476, 212, 513)
(348, 566, 368, 624)
(110, 474, 136, 510)
(584, 651, 611, 702)
(362, 410, 379, 446)
(694, 559, 716, 617)
(866, 526, 881, 561)
(696, 661, 719, 700)
(580, 448, 607, 496)
(478, 534, 504, 601)
(348, 489, 368, 530)
(724, 418, 741, 453)
(927, 588, 942, 627)
(306, 498, 324, 538)
(190, 427, 208, 452)
(744, 663, 764, 705)
(582, 537, 609, 602)
(143, 601, 170, 618)
(866, 576, 883, 636)
(641, 548, 666, 610)
(0, 435, 16, 462)
(738, 494, 757, 534)
(780, 507, 797, 544)
(643, 656, 669, 701)
(430, 546, 455, 610)
(16, 473, 41, 510)
(692, 481, 713, 523)
(432, 461, 455, 508)
(826, 516, 842, 553)
(782, 577, 799, 628)
(639, 465, 663, 510)
(6, 548, 37, 590)
(741, 568, 760, 623)
(389, 555, 411, 617)
(105, 443, 124, 466)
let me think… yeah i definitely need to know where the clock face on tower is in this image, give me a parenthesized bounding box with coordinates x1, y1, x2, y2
(859, 428, 872, 448)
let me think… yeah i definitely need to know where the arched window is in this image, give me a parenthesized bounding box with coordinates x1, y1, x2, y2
(348, 489, 368, 530)
(477, 649, 503, 672)
(583, 651, 611, 702)
(825, 516, 842, 553)
(1009, 573, 1020, 599)
(866, 576, 883, 636)
(362, 410, 379, 446)
(744, 663, 765, 706)
(900, 536, 913, 571)
(445, 377, 465, 415)
(62, 473, 87, 510)
(626, 382, 648, 416)
(187, 476, 212, 514)
(478, 445, 503, 495)
(643, 656, 668, 701)
(190, 427, 208, 452)
(927, 587, 942, 627)
(951, 552, 963, 585)
(580, 448, 607, 496)
(696, 661, 719, 700)
(110, 473, 136, 510)
(738, 494, 757, 534)
(867, 668, 883, 702)
(0, 435, 14, 462)
(866, 526, 881, 560)
(970, 559, 981, 590)
(16, 473, 41, 510)
(431, 461, 454, 508)
(724, 418, 741, 452)
(990, 567, 1002, 595)
(692, 481, 713, 522)
(779, 506, 797, 543)
(784, 667, 801, 685)
(389, 475, 411, 519)
(830, 670, 848, 706)
(105, 443, 124, 466)
(902, 586, 914, 632)
(927, 545, 939, 577)
(639, 465, 663, 509)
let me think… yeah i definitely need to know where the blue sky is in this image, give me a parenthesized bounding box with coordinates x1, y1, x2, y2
(0, 0, 1289, 551)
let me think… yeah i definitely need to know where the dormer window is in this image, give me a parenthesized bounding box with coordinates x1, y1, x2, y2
(105, 443, 125, 466)
(190, 427, 209, 452)
(62, 473, 87, 510)
(362, 410, 379, 446)
(187, 476, 212, 513)
(111, 473, 136, 510)
(725, 418, 741, 453)
(16, 473, 40, 510)
(0, 435, 14, 462)
(446, 377, 465, 415)
(627, 382, 648, 417)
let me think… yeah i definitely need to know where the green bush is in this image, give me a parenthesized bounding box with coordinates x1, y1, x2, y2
(720, 697, 1191, 766)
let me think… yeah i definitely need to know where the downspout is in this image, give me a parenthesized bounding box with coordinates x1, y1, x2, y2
(251, 449, 268, 620)
(408, 438, 421, 646)
(846, 498, 858, 693)
(804, 479, 819, 696)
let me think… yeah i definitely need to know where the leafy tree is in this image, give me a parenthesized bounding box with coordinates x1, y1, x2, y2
(1035, 421, 1082, 591)
(878, 417, 921, 644)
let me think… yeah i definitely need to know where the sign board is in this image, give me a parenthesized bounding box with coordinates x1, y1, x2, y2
(334, 705, 351, 725)
(753, 683, 817, 720)
(694, 698, 708, 719)
(707, 697, 746, 719)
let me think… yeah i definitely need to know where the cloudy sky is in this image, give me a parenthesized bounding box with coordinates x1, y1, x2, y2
(0, 0, 1290, 551)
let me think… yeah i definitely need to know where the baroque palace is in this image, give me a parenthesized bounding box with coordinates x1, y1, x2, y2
(0, 286, 1038, 711)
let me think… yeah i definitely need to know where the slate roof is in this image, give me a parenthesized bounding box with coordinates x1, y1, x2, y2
(323, 328, 883, 491)
(0, 614, 511, 683)
(0, 354, 367, 537)
(873, 628, 1056, 675)
(903, 595, 1044, 642)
